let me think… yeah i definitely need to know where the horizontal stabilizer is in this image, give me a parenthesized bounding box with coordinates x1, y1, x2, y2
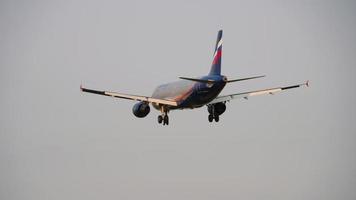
(179, 77, 215, 83)
(179, 75, 265, 83)
(226, 75, 265, 83)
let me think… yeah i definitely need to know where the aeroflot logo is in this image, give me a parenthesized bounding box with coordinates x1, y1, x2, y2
(214, 39, 223, 56)
(212, 39, 223, 65)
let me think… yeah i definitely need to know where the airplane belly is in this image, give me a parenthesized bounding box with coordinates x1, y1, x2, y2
(178, 82, 226, 108)
(151, 80, 225, 110)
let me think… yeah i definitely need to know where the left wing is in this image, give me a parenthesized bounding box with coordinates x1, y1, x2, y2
(209, 81, 309, 104)
(80, 85, 178, 106)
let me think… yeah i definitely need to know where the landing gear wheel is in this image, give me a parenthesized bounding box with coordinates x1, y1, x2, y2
(214, 115, 219, 122)
(208, 114, 214, 122)
(163, 115, 169, 125)
(207, 106, 213, 114)
(158, 115, 163, 124)
(159, 106, 170, 126)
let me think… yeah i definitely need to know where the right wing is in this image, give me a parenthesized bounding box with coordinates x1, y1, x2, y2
(80, 85, 178, 106)
(209, 81, 309, 104)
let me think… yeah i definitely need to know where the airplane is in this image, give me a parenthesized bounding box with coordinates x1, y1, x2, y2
(80, 30, 309, 125)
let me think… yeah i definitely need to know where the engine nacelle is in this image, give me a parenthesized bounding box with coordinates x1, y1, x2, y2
(213, 102, 226, 115)
(132, 102, 150, 118)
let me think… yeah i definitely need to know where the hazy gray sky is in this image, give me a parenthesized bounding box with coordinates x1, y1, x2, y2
(1, 0, 356, 199)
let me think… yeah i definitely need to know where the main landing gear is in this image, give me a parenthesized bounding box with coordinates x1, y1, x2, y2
(158, 106, 169, 126)
(207, 103, 225, 123)
(158, 114, 169, 125)
(208, 113, 219, 122)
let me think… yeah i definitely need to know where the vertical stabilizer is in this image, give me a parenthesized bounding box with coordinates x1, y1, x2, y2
(209, 30, 223, 75)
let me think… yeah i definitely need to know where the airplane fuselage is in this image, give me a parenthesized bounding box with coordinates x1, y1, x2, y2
(151, 75, 226, 110)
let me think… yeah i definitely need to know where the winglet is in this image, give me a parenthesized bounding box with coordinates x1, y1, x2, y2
(305, 80, 310, 87)
(80, 84, 83, 91)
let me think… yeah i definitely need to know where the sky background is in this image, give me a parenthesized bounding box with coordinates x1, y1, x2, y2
(1, 0, 356, 199)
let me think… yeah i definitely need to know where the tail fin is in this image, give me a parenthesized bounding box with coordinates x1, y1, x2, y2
(209, 30, 223, 75)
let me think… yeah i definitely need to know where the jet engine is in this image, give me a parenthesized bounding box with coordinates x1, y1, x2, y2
(132, 102, 150, 118)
